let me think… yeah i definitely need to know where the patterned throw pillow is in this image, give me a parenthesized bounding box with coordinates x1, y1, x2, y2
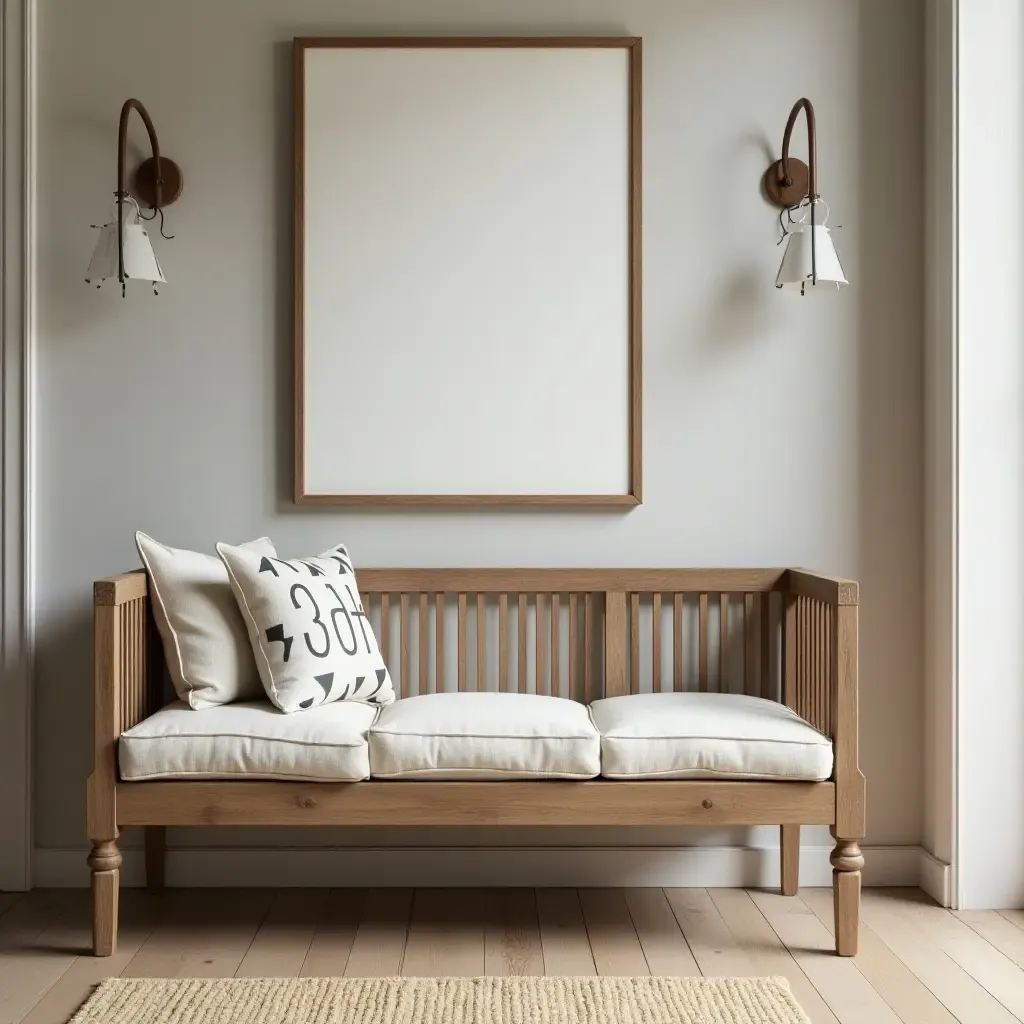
(217, 542, 395, 714)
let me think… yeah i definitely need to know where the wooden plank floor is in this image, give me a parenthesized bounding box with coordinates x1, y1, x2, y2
(0, 888, 1021, 1023)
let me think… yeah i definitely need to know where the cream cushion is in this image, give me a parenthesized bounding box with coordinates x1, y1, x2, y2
(136, 532, 276, 709)
(369, 692, 601, 779)
(590, 692, 833, 781)
(119, 700, 377, 782)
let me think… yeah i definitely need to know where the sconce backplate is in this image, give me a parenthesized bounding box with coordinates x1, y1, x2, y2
(763, 156, 809, 208)
(133, 156, 184, 209)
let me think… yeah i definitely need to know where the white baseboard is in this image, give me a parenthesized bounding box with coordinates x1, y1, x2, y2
(34, 844, 942, 895)
(919, 848, 953, 906)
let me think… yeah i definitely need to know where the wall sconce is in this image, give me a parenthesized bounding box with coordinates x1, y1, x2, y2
(762, 98, 847, 295)
(85, 99, 183, 297)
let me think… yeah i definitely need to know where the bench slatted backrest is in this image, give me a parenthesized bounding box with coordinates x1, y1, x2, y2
(357, 569, 787, 703)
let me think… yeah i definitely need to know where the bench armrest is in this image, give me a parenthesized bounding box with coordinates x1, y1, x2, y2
(90, 570, 158, 804)
(781, 568, 858, 606)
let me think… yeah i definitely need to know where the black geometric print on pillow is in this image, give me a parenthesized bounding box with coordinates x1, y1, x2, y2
(300, 561, 326, 576)
(362, 668, 389, 702)
(314, 672, 334, 700)
(299, 697, 314, 709)
(265, 623, 293, 662)
(351, 675, 365, 695)
(258, 556, 278, 576)
(331, 546, 354, 575)
(337, 684, 350, 701)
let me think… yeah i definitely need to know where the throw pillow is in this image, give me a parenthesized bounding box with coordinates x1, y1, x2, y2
(135, 532, 276, 709)
(217, 541, 395, 714)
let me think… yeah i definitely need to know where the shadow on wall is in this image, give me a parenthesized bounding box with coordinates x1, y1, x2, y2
(855, 0, 925, 840)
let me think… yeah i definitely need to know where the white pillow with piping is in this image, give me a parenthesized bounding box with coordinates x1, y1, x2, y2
(135, 532, 275, 709)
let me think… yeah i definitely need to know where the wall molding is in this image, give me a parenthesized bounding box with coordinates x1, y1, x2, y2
(35, 845, 947, 897)
(0, 0, 36, 892)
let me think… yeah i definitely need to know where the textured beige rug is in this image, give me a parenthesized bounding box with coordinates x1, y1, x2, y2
(70, 976, 811, 1024)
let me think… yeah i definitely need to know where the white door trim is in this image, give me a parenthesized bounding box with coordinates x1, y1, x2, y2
(923, 0, 958, 909)
(0, 0, 35, 892)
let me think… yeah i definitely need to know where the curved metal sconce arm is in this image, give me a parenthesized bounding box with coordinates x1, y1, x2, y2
(763, 97, 819, 208)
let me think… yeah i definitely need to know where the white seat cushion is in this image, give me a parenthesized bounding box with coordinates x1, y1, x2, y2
(589, 692, 833, 781)
(369, 692, 601, 779)
(119, 700, 378, 782)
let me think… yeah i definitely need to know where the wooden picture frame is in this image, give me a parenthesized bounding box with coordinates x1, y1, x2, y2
(294, 37, 642, 507)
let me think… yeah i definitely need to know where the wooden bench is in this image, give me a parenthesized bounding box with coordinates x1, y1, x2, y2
(87, 567, 864, 956)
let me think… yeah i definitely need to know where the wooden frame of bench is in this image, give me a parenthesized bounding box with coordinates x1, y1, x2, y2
(87, 568, 864, 957)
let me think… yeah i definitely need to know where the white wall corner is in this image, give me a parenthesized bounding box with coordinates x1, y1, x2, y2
(0, 0, 36, 893)
(34, 844, 934, 892)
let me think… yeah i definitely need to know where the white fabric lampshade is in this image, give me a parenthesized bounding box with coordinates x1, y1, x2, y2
(775, 222, 847, 293)
(86, 196, 165, 289)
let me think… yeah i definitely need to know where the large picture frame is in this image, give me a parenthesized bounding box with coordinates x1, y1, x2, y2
(294, 37, 642, 506)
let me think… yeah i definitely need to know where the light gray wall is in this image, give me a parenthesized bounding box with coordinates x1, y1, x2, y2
(34, 0, 924, 854)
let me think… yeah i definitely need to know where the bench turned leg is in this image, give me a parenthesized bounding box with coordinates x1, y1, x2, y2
(831, 832, 863, 956)
(88, 838, 121, 956)
(145, 826, 166, 893)
(780, 824, 800, 895)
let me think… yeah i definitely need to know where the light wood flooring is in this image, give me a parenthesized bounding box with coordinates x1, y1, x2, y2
(0, 887, 1022, 1023)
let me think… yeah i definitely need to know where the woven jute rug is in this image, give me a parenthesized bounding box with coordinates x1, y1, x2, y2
(70, 976, 811, 1024)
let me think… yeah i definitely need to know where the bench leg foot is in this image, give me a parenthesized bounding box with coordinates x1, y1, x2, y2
(145, 826, 166, 893)
(831, 834, 863, 956)
(88, 838, 121, 956)
(780, 824, 799, 895)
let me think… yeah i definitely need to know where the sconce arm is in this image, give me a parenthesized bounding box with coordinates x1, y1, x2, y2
(779, 97, 818, 201)
(117, 99, 164, 209)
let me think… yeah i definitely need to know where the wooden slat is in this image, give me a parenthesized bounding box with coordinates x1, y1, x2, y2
(518, 594, 527, 693)
(402, 888, 485, 977)
(536, 593, 547, 696)
(760, 592, 772, 700)
(379, 594, 390, 671)
(652, 593, 662, 692)
(435, 592, 446, 692)
(579, 889, 649, 975)
(536, 888, 596, 976)
(604, 592, 627, 698)
(854, 890, 1018, 1024)
(748, 890, 901, 1022)
(344, 888, 413, 977)
(457, 592, 467, 692)
(673, 593, 683, 691)
(784, 593, 797, 709)
(629, 592, 640, 694)
(235, 889, 327, 977)
(719, 593, 729, 693)
(551, 594, 560, 697)
(584, 594, 593, 701)
(624, 888, 700, 976)
(499, 593, 509, 692)
(802, 887, 959, 1024)
(399, 594, 410, 698)
(708, 889, 842, 1022)
(419, 593, 429, 694)
(476, 593, 486, 692)
(698, 593, 709, 691)
(483, 889, 543, 976)
(123, 889, 274, 978)
(744, 593, 755, 695)
(663, 887, 764, 978)
(568, 594, 578, 700)
(300, 889, 364, 977)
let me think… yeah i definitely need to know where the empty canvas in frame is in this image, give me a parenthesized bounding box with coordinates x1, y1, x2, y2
(295, 38, 642, 506)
